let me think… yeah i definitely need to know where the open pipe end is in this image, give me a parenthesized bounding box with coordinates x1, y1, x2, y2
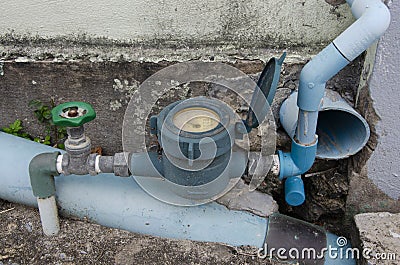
(316, 109, 370, 159)
(280, 90, 370, 160)
(37, 196, 60, 236)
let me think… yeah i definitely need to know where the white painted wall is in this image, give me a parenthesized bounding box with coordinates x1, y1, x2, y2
(0, 0, 354, 47)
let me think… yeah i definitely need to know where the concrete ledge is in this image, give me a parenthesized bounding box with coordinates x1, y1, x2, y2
(354, 212, 399, 265)
(0, 0, 353, 50)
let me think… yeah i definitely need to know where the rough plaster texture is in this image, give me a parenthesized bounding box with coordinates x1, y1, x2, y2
(367, 1, 400, 200)
(0, 0, 353, 49)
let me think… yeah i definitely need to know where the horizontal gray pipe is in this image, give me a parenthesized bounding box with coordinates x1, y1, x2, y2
(0, 132, 356, 264)
(0, 132, 266, 247)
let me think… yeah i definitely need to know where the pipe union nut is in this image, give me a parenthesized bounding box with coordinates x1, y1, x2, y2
(113, 152, 130, 177)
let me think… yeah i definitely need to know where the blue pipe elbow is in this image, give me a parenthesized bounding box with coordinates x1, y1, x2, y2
(335, 0, 391, 61)
(278, 139, 318, 180)
(297, 43, 349, 112)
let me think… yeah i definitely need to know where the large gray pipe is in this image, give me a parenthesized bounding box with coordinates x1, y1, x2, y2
(0, 132, 266, 247)
(0, 132, 356, 264)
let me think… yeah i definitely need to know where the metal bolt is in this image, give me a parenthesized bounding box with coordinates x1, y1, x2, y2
(68, 109, 78, 117)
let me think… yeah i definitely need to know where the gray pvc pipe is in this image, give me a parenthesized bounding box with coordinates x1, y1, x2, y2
(0, 132, 358, 264)
(0, 132, 266, 247)
(336, 0, 391, 61)
(282, 0, 390, 169)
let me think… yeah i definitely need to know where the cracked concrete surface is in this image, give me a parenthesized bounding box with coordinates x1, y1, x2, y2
(354, 212, 399, 265)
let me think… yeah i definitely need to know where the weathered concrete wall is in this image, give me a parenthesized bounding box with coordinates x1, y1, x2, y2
(366, 1, 400, 200)
(354, 212, 399, 264)
(343, 1, 400, 225)
(0, 0, 358, 155)
(0, 0, 353, 49)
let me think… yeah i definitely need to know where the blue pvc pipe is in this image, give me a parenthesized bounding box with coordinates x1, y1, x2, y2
(296, 110, 319, 144)
(297, 43, 350, 112)
(279, 0, 391, 181)
(278, 140, 318, 180)
(279, 90, 371, 160)
(0, 132, 267, 247)
(278, 44, 349, 182)
(285, 176, 305, 206)
(335, 0, 391, 61)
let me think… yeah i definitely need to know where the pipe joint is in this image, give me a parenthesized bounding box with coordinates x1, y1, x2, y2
(29, 152, 60, 199)
(113, 152, 131, 177)
(334, 0, 391, 61)
(278, 139, 317, 180)
(350, 0, 390, 20)
(98, 155, 114, 173)
(297, 43, 350, 112)
(61, 152, 90, 175)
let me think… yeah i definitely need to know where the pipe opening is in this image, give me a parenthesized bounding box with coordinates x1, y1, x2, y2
(279, 89, 370, 160)
(316, 109, 369, 159)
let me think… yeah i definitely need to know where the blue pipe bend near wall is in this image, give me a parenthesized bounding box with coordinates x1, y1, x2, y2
(0, 132, 354, 264)
(278, 0, 391, 206)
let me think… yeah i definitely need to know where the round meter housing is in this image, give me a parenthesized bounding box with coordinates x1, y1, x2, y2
(152, 97, 241, 190)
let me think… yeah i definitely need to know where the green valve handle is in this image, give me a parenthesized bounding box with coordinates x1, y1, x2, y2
(51, 101, 96, 127)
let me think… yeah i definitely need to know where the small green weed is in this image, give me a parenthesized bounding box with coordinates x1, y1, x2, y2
(2, 119, 31, 139)
(1, 100, 66, 149)
(29, 99, 66, 149)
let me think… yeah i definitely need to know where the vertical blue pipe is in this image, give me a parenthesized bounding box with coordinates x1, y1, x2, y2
(297, 43, 350, 112)
(296, 110, 319, 144)
(295, 43, 349, 146)
(280, 45, 350, 186)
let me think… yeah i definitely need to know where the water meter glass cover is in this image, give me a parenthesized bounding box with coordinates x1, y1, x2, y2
(172, 107, 221, 133)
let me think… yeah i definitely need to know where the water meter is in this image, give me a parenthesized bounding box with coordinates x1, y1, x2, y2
(151, 97, 238, 193)
(143, 54, 286, 204)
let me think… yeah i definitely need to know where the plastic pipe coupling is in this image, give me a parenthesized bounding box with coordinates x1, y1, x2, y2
(278, 139, 318, 206)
